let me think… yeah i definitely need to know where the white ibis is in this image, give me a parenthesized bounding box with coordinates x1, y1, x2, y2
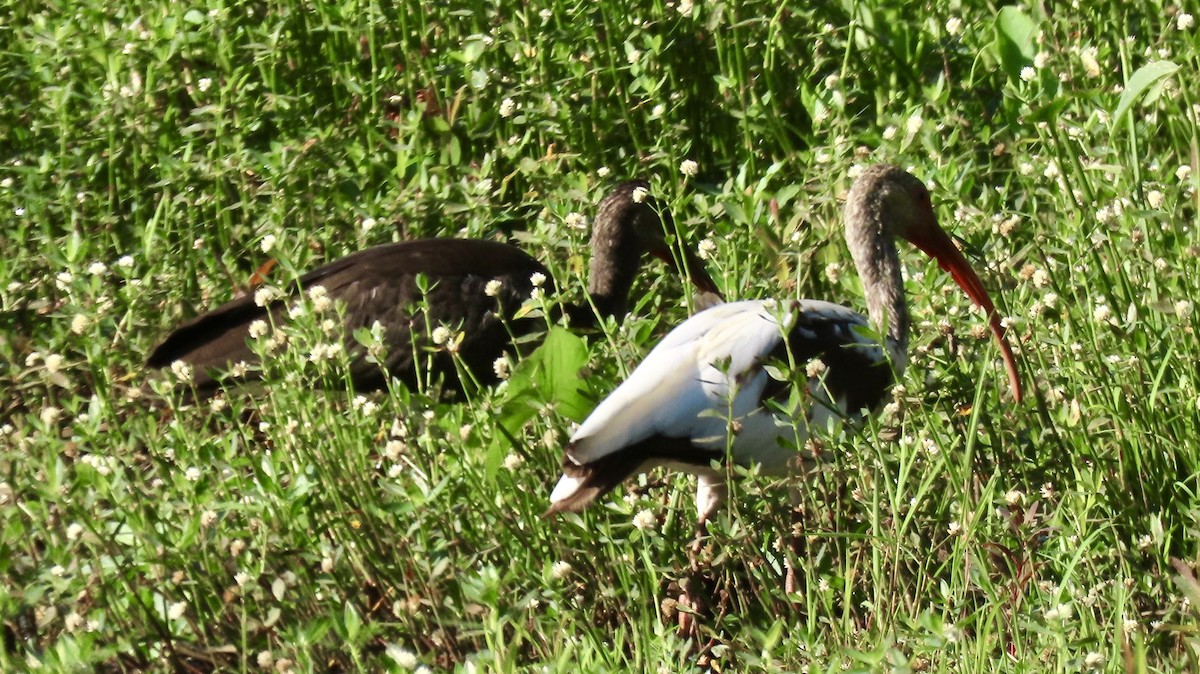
(546, 163, 1022, 542)
(146, 181, 721, 397)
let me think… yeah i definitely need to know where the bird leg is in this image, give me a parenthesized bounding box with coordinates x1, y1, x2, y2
(678, 475, 726, 638)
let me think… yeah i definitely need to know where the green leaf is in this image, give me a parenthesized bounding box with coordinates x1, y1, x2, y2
(1112, 61, 1179, 128)
(183, 9, 206, 25)
(993, 6, 1037, 82)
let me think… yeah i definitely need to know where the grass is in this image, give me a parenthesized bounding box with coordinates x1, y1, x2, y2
(2, 0, 1199, 671)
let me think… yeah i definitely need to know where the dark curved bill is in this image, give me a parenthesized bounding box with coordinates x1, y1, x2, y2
(651, 245, 723, 300)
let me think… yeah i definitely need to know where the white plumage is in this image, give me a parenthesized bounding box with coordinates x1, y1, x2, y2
(549, 298, 886, 519)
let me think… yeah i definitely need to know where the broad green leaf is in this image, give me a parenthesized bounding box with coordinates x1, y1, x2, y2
(993, 6, 1037, 82)
(1112, 61, 1180, 128)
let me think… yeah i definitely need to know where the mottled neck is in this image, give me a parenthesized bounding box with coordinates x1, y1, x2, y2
(845, 192, 910, 365)
(585, 186, 650, 319)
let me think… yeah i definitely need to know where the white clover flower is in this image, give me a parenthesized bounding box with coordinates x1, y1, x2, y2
(170, 360, 193, 382)
(1177, 164, 1193, 182)
(650, 103, 665, 118)
(502, 452, 524, 471)
(185, 466, 201, 481)
(66, 522, 84, 540)
(0, 177, 11, 189)
(564, 212, 587, 230)
(945, 17, 962, 35)
(1176, 300, 1194, 318)
(167, 601, 187, 620)
(483, 278, 503, 297)
(1178, 13, 1194, 30)
(632, 509, 658, 531)
(1093, 303, 1112, 323)
(1004, 489, 1024, 505)
(70, 314, 90, 334)
(1147, 190, 1164, 208)
(805, 359, 827, 378)
(87, 261, 108, 275)
(387, 645, 419, 669)
(697, 238, 716, 260)
(680, 159, 699, 177)
(253, 286, 279, 307)
(234, 570, 252, 587)
(117, 255, 134, 269)
(499, 97, 516, 118)
(1020, 66, 1036, 82)
(550, 560, 573, 580)
(43, 353, 64, 375)
(631, 186, 648, 203)
(597, 166, 611, 178)
(200, 510, 218, 528)
(197, 77, 213, 92)
(1034, 51, 1049, 68)
(308, 285, 332, 312)
(40, 406, 62, 425)
(1044, 602, 1072, 621)
(1084, 652, 1103, 669)
(1043, 161, 1060, 179)
(530, 272, 547, 287)
(64, 611, 84, 632)
(256, 650, 274, 670)
(431, 326, 451, 346)
(493, 356, 511, 380)
(260, 234, 276, 253)
(248, 319, 269, 339)
(947, 521, 962, 536)
(905, 112, 923, 135)
(50, 564, 66, 577)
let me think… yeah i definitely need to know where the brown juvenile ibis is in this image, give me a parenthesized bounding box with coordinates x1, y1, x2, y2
(545, 165, 1023, 627)
(147, 181, 721, 398)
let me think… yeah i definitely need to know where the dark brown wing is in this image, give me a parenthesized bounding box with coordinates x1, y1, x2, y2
(147, 238, 548, 396)
(763, 305, 894, 417)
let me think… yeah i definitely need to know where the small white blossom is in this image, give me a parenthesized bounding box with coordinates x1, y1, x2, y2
(1146, 190, 1164, 208)
(171, 360, 193, 382)
(431, 326, 451, 347)
(697, 238, 717, 260)
(1084, 652, 1103, 669)
(117, 255, 134, 269)
(167, 601, 187, 620)
(484, 279, 503, 297)
(1004, 489, 1024, 505)
(502, 452, 524, 471)
(679, 159, 699, 177)
(499, 97, 516, 118)
(631, 186, 648, 203)
(40, 406, 62, 426)
(677, 0, 694, 17)
(256, 650, 274, 670)
(945, 17, 962, 35)
(1020, 66, 1036, 82)
(805, 359, 827, 378)
(948, 521, 962, 536)
(248, 319, 269, 339)
(530, 272, 546, 287)
(882, 125, 897, 140)
(200, 510, 218, 528)
(1176, 300, 1194, 318)
(185, 466, 201, 481)
(597, 166, 611, 178)
(360, 217, 376, 233)
(493, 357, 511, 380)
(260, 234, 276, 253)
(70, 314, 90, 334)
(197, 77, 213, 92)
(87, 261, 108, 275)
(905, 112, 923, 135)
(1093, 303, 1112, 323)
(550, 560, 573, 580)
(564, 212, 587, 230)
(253, 286, 279, 307)
(67, 523, 84, 540)
(1178, 13, 1194, 30)
(632, 509, 658, 531)
(387, 645, 419, 669)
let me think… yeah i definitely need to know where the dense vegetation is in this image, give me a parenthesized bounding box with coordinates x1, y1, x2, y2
(2, 0, 1198, 670)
